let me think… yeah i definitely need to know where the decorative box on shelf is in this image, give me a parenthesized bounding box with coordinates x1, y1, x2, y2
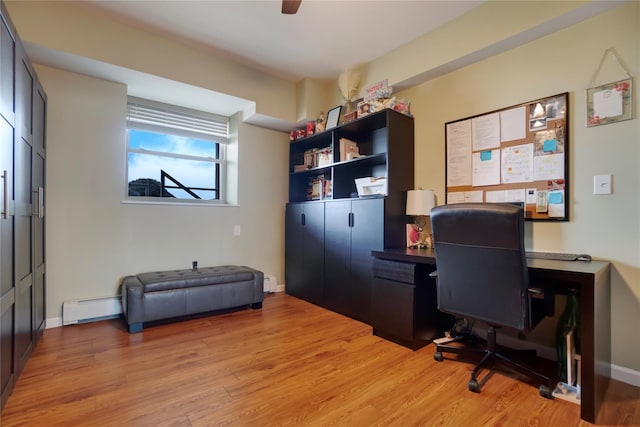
(343, 110, 358, 123)
(355, 177, 388, 197)
(303, 148, 318, 168)
(316, 148, 332, 167)
(339, 138, 359, 161)
(307, 176, 332, 200)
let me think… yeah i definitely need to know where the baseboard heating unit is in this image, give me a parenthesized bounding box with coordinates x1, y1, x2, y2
(62, 295, 122, 325)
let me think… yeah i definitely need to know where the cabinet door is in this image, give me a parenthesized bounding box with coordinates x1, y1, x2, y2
(285, 203, 324, 305)
(285, 203, 304, 298)
(301, 202, 324, 305)
(323, 200, 351, 316)
(32, 82, 45, 339)
(0, 12, 15, 409)
(13, 45, 34, 378)
(350, 197, 384, 323)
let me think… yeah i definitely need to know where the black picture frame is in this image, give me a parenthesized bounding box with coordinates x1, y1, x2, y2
(326, 105, 342, 130)
(444, 92, 569, 221)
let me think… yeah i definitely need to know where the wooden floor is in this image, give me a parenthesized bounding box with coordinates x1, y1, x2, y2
(1, 293, 638, 426)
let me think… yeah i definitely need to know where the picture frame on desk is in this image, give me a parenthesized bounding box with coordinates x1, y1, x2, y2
(326, 105, 342, 130)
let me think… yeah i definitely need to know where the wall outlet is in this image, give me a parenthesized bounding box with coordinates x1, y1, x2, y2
(233, 225, 241, 236)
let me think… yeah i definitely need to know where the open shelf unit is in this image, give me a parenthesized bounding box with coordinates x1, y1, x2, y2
(289, 109, 412, 202)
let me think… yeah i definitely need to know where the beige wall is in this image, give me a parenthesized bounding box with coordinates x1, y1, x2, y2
(36, 64, 288, 321)
(5, 0, 638, 377)
(394, 3, 639, 372)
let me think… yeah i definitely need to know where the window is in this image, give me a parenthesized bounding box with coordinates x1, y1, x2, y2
(126, 97, 229, 203)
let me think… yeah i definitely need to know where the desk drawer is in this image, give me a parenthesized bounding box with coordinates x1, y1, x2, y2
(373, 258, 416, 284)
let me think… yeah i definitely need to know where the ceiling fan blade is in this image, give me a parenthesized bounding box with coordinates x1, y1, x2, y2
(282, 0, 302, 14)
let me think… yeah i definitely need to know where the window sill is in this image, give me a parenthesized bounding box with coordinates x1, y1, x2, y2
(121, 199, 238, 207)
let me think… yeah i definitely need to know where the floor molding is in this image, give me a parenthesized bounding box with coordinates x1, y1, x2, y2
(612, 364, 640, 387)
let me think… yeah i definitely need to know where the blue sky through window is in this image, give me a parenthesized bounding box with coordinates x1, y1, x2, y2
(128, 129, 219, 199)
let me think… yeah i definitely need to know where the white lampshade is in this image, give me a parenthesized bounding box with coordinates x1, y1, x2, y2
(406, 189, 436, 216)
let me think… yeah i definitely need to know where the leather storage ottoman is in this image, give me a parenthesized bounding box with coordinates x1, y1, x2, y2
(121, 265, 264, 333)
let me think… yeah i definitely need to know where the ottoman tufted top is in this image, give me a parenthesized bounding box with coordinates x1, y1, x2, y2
(137, 265, 258, 293)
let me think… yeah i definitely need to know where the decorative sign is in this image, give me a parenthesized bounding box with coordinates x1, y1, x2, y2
(363, 79, 388, 101)
(586, 78, 633, 127)
(586, 48, 634, 127)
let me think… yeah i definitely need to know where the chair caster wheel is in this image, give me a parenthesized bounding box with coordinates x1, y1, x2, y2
(434, 352, 443, 362)
(468, 379, 480, 393)
(539, 385, 553, 399)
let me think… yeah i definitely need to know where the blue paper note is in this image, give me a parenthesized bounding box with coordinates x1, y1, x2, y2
(543, 139, 557, 152)
(480, 151, 492, 161)
(549, 192, 563, 204)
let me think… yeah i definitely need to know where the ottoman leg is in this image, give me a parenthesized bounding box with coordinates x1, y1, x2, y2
(251, 302, 262, 309)
(128, 322, 143, 333)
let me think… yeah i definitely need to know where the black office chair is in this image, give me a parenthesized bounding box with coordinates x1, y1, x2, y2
(430, 202, 553, 398)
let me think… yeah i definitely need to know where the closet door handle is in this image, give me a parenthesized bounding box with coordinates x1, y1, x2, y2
(348, 212, 354, 227)
(1, 170, 7, 220)
(301, 213, 306, 226)
(38, 186, 44, 218)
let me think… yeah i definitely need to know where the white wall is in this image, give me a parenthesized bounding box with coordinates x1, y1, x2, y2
(397, 2, 639, 372)
(37, 64, 289, 322)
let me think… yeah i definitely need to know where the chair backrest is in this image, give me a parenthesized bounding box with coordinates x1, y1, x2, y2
(430, 202, 529, 331)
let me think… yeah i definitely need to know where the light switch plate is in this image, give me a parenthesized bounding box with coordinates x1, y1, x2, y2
(593, 174, 612, 195)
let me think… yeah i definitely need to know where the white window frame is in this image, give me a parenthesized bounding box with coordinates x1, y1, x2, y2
(125, 96, 229, 205)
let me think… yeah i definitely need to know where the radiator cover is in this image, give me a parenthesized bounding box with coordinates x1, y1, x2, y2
(62, 296, 122, 325)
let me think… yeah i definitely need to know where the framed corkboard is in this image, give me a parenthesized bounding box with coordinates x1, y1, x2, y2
(445, 92, 569, 221)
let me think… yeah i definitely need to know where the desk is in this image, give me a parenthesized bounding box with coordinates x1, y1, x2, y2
(371, 247, 611, 425)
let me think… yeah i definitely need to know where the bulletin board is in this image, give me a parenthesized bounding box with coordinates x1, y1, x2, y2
(445, 92, 569, 221)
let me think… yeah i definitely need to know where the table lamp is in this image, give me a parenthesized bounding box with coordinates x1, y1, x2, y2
(406, 189, 436, 248)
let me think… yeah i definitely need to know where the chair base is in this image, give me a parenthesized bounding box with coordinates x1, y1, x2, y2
(434, 326, 553, 399)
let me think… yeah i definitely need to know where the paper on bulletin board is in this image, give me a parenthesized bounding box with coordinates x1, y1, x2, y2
(472, 113, 501, 151)
(548, 190, 565, 217)
(472, 149, 500, 187)
(485, 189, 526, 203)
(501, 143, 533, 184)
(533, 153, 564, 181)
(500, 106, 526, 142)
(446, 119, 472, 186)
(447, 190, 483, 204)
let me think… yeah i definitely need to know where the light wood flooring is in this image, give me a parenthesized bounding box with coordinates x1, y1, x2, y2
(1, 292, 638, 426)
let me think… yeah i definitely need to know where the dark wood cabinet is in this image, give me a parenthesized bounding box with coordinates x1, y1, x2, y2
(324, 198, 383, 323)
(285, 109, 414, 323)
(371, 257, 446, 349)
(1, 2, 46, 409)
(285, 202, 324, 304)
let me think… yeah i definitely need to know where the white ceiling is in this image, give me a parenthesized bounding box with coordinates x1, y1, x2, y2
(87, 0, 485, 82)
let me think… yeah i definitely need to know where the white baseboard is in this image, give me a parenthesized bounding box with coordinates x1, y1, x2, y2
(46, 317, 62, 329)
(612, 364, 640, 387)
(486, 331, 640, 388)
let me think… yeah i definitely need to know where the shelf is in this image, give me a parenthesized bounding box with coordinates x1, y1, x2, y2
(290, 153, 386, 176)
(288, 108, 413, 204)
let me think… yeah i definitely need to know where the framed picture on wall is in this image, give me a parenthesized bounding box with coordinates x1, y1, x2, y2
(586, 78, 633, 127)
(326, 105, 342, 130)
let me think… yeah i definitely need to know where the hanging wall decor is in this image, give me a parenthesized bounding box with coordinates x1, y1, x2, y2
(586, 48, 633, 127)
